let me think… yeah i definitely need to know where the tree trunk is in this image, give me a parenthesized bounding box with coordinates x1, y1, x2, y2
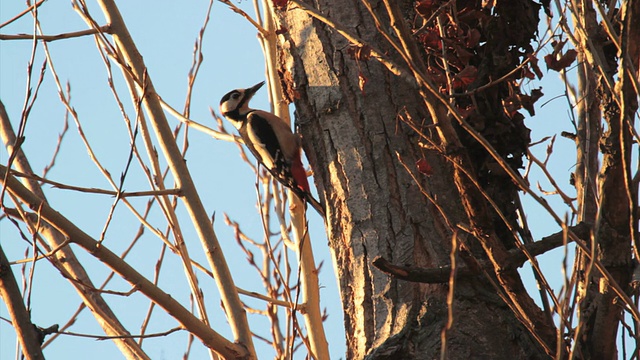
(276, 1, 549, 358)
(573, 1, 639, 358)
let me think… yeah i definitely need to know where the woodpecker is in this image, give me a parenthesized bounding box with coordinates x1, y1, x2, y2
(219, 81, 324, 216)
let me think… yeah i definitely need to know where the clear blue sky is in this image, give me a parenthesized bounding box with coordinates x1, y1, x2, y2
(1, 1, 340, 359)
(1, 1, 629, 359)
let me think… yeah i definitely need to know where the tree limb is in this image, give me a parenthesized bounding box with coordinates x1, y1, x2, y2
(373, 222, 592, 283)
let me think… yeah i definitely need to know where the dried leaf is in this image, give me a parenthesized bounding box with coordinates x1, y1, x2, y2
(419, 30, 441, 50)
(453, 45, 474, 65)
(527, 54, 543, 79)
(427, 66, 447, 85)
(522, 66, 536, 80)
(502, 88, 544, 117)
(272, 0, 288, 8)
(416, 0, 441, 16)
(465, 28, 481, 48)
(518, 91, 539, 116)
(544, 49, 578, 72)
(416, 158, 433, 176)
(453, 65, 477, 89)
(456, 105, 476, 120)
(530, 88, 544, 102)
(502, 96, 520, 118)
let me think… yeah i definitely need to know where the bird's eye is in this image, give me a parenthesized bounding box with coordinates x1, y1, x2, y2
(232, 93, 240, 100)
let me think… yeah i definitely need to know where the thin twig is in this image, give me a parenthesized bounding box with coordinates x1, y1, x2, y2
(0, 25, 112, 41)
(528, 150, 578, 213)
(10, 170, 181, 197)
(182, 0, 213, 118)
(0, 0, 45, 29)
(60, 326, 184, 340)
(138, 243, 166, 346)
(440, 230, 458, 360)
(41, 83, 70, 178)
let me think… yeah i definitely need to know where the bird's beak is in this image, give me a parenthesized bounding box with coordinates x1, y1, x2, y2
(245, 81, 265, 100)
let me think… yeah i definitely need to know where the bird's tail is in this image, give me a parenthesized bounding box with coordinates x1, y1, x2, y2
(304, 193, 325, 218)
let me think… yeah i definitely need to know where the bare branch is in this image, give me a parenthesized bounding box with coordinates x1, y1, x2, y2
(0, 25, 112, 41)
(0, 0, 45, 30)
(9, 169, 181, 197)
(61, 326, 183, 340)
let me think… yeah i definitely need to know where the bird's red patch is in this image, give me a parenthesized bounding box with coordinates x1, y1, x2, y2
(291, 153, 310, 193)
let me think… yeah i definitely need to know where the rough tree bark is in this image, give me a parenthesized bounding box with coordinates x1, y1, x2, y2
(274, 0, 552, 358)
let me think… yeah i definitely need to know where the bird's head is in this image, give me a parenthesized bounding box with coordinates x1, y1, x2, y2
(219, 81, 265, 126)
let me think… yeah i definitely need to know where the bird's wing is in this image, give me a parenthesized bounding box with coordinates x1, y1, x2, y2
(244, 111, 295, 185)
(244, 111, 324, 217)
(248, 110, 300, 160)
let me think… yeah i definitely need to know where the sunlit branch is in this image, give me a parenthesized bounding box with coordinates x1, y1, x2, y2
(440, 230, 459, 360)
(71, 3, 219, 341)
(0, 0, 45, 29)
(218, 0, 268, 36)
(0, 25, 112, 41)
(159, 97, 240, 143)
(43, 198, 162, 349)
(262, 4, 329, 357)
(60, 326, 183, 340)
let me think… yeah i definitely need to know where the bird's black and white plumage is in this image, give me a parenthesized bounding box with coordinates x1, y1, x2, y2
(220, 81, 324, 216)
